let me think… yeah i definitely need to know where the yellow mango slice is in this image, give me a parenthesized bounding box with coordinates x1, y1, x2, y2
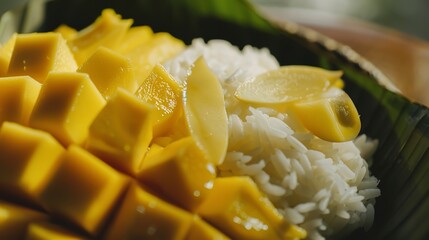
(197, 177, 307, 240)
(126, 32, 185, 87)
(0, 76, 41, 126)
(139, 137, 216, 211)
(67, 9, 132, 65)
(115, 25, 153, 54)
(29, 72, 106, 146)
(183, 57, 228, 165)
(291, 88, 361, 142)
(38, 145, 129, 235)
(7, 33, 77, 83)
(104, 182, 193, 240)
(54, 24, 77, 40)
(78, 47, 136, 99)
(86, 89, 153, 175)
(26, 221, 86, 240)
(135, 64, 182, 137)
(0, 201, 48, 240)
(0, 33, 17, 77)
(0, 122, 64, 205)
(186, 216, 230, 240)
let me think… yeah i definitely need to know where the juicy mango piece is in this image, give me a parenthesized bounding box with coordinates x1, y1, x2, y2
(0, 76, 41, 126)
(139, 137, 216, 212)
(186, 216, 230, 240)
(26, 221, 86, 240)
(0, 33, 16, 77)
(292, 88, 361, 142)
(54, 25, 77, 40)
(0, 201, 49, 240)
(126, 32, 185, 87)
(183, 57, 228, 165)
(29, 72, 106, 146)
(86, 89, 153, 175)
(78, 47, 136, 99)
(104, 182, 193, 240)
(67, 9, 132, 65)
(115, 25, 153, 54)
(197, 177, 307, 240)
(135, 64, 182, 137)
(0, 122, 64, 205)
(7, 33, 77, 83)
(38, 145, 129, 235)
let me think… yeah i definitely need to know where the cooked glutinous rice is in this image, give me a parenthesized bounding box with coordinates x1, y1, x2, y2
(164, 38, 380, 239)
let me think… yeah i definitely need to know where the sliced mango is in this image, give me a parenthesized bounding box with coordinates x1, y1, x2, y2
(0, 76, 41, 126)
(186, 216, 230, 240)
(135, 64, 182, 137)
(197, 177, 307, 240)
(78, 47, 136, 99)
(26, 221, 86, 240)
(0, 122, 64, 205)
(54, 24, 77, 40)
(126, 32, 185, 87)
(29, 72, 106, 146)
(139, 137, 216, 211)
(0, 33, 17, 77)
(115, 25, 153, 54)
(86, 89, 154, 175)
(104, 182, 193, 240)
(183, 57, 228, 165)
(7, 33, 77, 83)
(38, 145, 129, 235)
(292, 88, 361, 142)
(0, 201, 48, 240)
(67, 9, 132, 65)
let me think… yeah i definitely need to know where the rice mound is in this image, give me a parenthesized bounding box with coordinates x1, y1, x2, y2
(164, 39, 381, 240)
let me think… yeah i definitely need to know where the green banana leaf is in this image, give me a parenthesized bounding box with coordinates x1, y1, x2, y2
(3, 0, 429, 239)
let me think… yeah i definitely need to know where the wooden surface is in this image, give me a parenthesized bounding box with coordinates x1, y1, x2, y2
(258, 7, 429, 107)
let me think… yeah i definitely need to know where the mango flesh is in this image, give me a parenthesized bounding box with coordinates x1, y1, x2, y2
(25, 221, 86, 240)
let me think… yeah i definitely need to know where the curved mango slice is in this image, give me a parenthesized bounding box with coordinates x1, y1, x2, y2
(26, 221, 86, 240)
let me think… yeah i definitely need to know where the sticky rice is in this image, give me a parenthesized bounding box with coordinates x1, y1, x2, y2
(164, 38, 380, 240)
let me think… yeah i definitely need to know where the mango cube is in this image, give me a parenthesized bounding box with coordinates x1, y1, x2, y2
(86, 89, 153, 175)
(67, 9, 132, 65)
(78, 47, 136, 99)
(0, 33, 17, 77)
(115, 25, 153, 54)
(197, 177, 307, 240)
(104, 182, 193, 240)
(0, 122, 64, 205)
(186, 216, 230, 240)
(26, 221, 86, 240)
(0, 201, 48, 240)
(38, 145, 128, 235)
(139, 137, 216, 211)
(0, 76, 41, 126)
(7, 33, 77, 83)
(54, 24, 77, 40)
(29, 72, 106, 146)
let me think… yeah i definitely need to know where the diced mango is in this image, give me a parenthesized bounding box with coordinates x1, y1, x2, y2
(126, 32, 185, 87)
(25, 221, 86, 240)
(38, 145, 129, 235)
(0, 122, 64, 205)
(54, 24, 77, 40)
(29, 72, 106, 146)
(7, 33, 77, 83)
(135, 64, 182, 137)
(197, 177, 307, 240)
(139, 137, 216, 211)
(143, 143, 164, 162)
(0, 33, 17, 77)
(186, 216, 230, 240)
(0, 76, 41, 126)
(115, 26, 153, 54)
(78, 47, 136, 99)
(67, 9, 132, 65)
(0, 201, 49, 240)
(103, 182, 193, 240)
(183, 57, 228, 165)
(86, 89, 153, 175)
